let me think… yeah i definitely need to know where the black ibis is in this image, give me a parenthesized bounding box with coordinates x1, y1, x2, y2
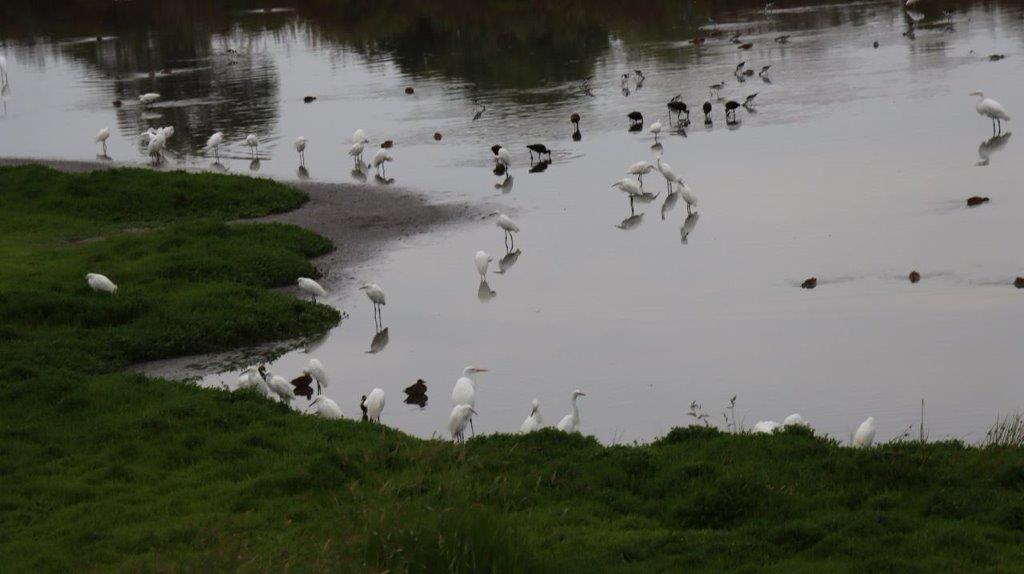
(703, 101, 713, 124)
(404, 379, 427, 397)
(801, 278, 818, 289)
(526, 143, 552, 162)
(627, 111, 643, 125)
(725, 100, 741, 122)
(966, 196, 989, 207)
(775, 35, 790, 43)
(289, 372, 314, 400)
(303, 95, 316, 103)
(909, 271, 921, 284)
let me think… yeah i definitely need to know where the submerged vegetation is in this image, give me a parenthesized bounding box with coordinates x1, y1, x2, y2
(2, 165, 1024, 571)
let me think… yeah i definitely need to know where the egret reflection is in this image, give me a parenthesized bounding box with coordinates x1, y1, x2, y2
(617, 212, 644, 230)
(495, 175, 514, 194)
(977, 132, 1011, 166)
(297, 165, 310, 179)
(496, 249, 522, 274)
(249, 158, 261, 172)
(529, 160, 551, 173)
(374, 174, 395, 185)
(368, 327, 390, 354)
(477, 280, 496, 303)
(661, 191, 680, 220)
(680, 212, 700, 244)
(351, 165, 368, 182)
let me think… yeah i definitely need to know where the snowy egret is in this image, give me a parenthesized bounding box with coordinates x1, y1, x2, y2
(364, 388, 385, 422)
(146, 134, 165, 165)
(680, 211, 700, 244)
(266, 374, 295, 403)
(349, 139, 369, 164)
(452, 366, 488, 435)
(496, 147, 512, 173)
(310, 395, 344, 419)
(656, 156, 682, 194)
(556, 390, 586, 433)
(448, 404, 477, 443)
(95, 128, 110, 155)
(526, 143, 552, 162)
(85, 273, 117, 294)
(245, 133, 258, 157)
(612, 178, 644, 211)
(371, 149, 392, 176)
(675, 182, 698, 214)
(297, 277, 327, 303)
(352, 128, 366, 144)
(627, 161, 655, 186)
(970, 91, 1010, 133)
(308, 358, 328, 394)
(359, 283, 386, 325)
(488, 212, 519, 249)
(520, 399, 542, 433)
(139, 92, 160, 106)
(649, 121, 663, 142)
(753, 421, 781, 433)
(474, 250, 492, 280)
(853, 417, 876, 447)
(294, 137, 307, 165)
(205, 132, 224, 160)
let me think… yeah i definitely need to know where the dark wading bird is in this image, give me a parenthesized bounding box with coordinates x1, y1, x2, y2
(526, 143, 552, 162)
(627, 111, 644, 128)
(909, 271, 921, 284)
(801, 277, 818, 289)
(570, 112, 582, 140)
(703, 101, 713, 125)
(966, 196, 989, 207)
(360, 395, 368, 422)
(403, 379, 428, 407)
(289, 371, 314, 400)
(667, 96, 690, 125)
(725, 100, 741, 123)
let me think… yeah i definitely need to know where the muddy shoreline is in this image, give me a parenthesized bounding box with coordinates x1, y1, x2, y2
(0, 157, 483, 380)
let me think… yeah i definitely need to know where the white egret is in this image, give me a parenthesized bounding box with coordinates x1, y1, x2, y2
(612, 178, 644, 211)
(245, 133, 258, 157)
(649, 121, 663, 142)
(656, 156, 682, 194)
(753, 420, 781, 433)
(784, 413, 809, 427)
(85, 273, 117, 294)
(146, 133, 166, 165)
(488, 212, 519, 249)
(627, 161, 655, 186)
(970, 91, 1010, 133)
(448, 404, 477, 443)
(352, 128, 366, 144)
(853, 417, 876, 447)
(296, 277, 327, 303)
(364, 388, 386, 422)
(204, 132, 224, 161)
(359, 283, 386, 325)
(349, 139, 368, 164)
(452, 366, 488, 436)
(371, 149, 392, 176)
(0, 55, 7, 84)
(556, 390, 586, 433)
(139, 92, 160, 106)
(310, 395, 344, 419)
(675, 182, 698, 214)
(238, 365, 272, 396)
(520, 399, 542, 433)
(266, 374, 295, 403)
(294, 136, 308, 165)
(95, 127, 110, 155)
(496, 147, 512, 173)
(308, 358, 328, 394)
(474, 250, 492, 280)
(159, 125, 174, 140)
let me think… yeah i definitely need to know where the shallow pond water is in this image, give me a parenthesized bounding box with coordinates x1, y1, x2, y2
(3, 0, 1023, 442)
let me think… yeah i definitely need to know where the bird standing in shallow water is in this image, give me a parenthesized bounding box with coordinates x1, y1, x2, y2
(489, 212, 519, 249)
(294, 137, 308, 165)
(359, 283, 386, 327)
(703, 101, 713, 124)
(95, 128, 110, 155)
(372, 149, 393, 176)
(205, 132, 224, 161)
(627, 161, 655, 186)
(526, 143, 552, 162)
(649, 121, 663, 142)
(725, 100, 741, 123)
(612, 178, 644, 212)
(475, 250, 492, 280)
(970, 91, 1010, 133)
(245, 133, 258, 157)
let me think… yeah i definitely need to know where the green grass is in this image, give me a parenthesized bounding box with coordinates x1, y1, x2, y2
(3, 165, 1024, 572)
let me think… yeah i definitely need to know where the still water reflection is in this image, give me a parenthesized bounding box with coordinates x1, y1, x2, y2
(3, 0, 1024, 443)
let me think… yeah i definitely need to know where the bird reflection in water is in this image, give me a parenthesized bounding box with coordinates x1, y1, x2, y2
(374, 174, 395, 185)
(977, 132, 1011, 166)
(297, 165, 310, 179)
(650, 141, 663, 153)
(477, 280, 496, 303)
(529, 160, 551, 173)
(661, 191, 680, 219)
(210, 161, 227, 173)
(495, 175, 514, 194)
(680, 211, 700, 244)
(617, 212, 644, 230)
(249, 158, 261, 172)
(496, 249, 522, 274)
(351, 163, 368, 182)
(367, 326, 389, 354)
(404, 379, 428, 408)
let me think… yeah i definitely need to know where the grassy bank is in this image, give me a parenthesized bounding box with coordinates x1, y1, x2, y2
(3, 165, 1024, 572)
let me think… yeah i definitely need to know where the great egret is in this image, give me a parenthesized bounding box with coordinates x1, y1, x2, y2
(475, 250, 492, 280)
(675, 182, 698, 214)
(784, 413, 809, 427)
(853, 417, 876, 447)
(371, 149, 392, 176)
(294, 137, 307, 165)
(308, 358, 328, 394)
(349, 139, 368, 164)
(448, 404, 477, 443)
(656, 156, 682, 194)
(520, 399, 542, 433)
(310, 395, 344, 419)
(970, 91, 1010, 133)
(245, 133, 258, 157)
(612, 178, 644, 211)
(649, 121, 663, 142)
(452, 366, 488, 435)
(358, 283, 386, 325)
(205, 132, 224, 160)
(147, 133, 166, 165)
(364, 388, 385, 422)
(352, 128, 366, 144)
(488, 212, 519, 249)
(556, 389, 586, 433)
(95, 127, 110, 155)
(297, 277, 327, 303)
(139, 92, 160, 106)
(526, 144, 552, 162)
(86, 273, 117, 294)
(266, 374, 295, 403)
(753, 421, 781, 433)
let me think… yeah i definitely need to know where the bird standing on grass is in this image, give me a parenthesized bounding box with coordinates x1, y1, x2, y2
(449, 404, 477, 443)
(310, 395, 344, 419)
(520, 399, 543, 433)
(557, 389, 586, 433)
(86, 273, 117, 294)
(308, 358, 328, 395)
(853, 417, 876, 447)
(451, 366, 488, 436)
(364, 388, 386, 422)
(475, 250, 492, 280)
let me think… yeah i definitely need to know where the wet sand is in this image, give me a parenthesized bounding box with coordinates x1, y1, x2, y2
(0, 157, 482, 379)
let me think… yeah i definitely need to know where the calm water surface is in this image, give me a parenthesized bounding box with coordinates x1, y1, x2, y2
(3, 0, 1023, 442)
